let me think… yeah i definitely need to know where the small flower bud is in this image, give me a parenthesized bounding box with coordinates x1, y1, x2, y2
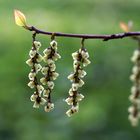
(14, 10, 27, 28)
(69, 88, 74, 96)
(40, 77, 47, 85)
(66, 109, 73, 117)
(43, 89, 50, 98)
(43, 48, 51, 55)
(43, 55, 48, 62)
(31, 93, 46, 108)
(66, 105, 79, 117)
(33, 102, 40, 108)
(41, 66, 49, 75)
(50, 40, 57, 50)
(72, 83, 79, 91)
(34, 41, 41, 49)
(128, 106, 135, 113)
(65, 97, 73, 105)
(129, 74, 136, 82)
(120, 22, 130, 32)
(128, 114, 139, 127)
(131, 86, 139, 95)
(29, 49, 37, 58)
(26, 59, 33, 66)
(44, 103, 54, 112)
(67, 73, 75, 81)
(129, 94, 135, 102)
(36, 54, 43, 62)
(71, 105, 79, 113)
(44, 58, 54, 66)
(40, 97, 47, 105)
(37, 85, 44, 94)
(129, 94, 140, 104)
(72, 52, 79, 60)
(131, 50, 140, 63)
(78, 79, 85, 87)
(35, 63, 42, 72)
(47, 59, 55, 67)
(52, 72, 59, 80)
(52, 53, 61, 61)
(48, 102, 54, 109)
(28, 81, 35, 89)
(73, 60, 80, 70)
(76, 94, 84, 102)
(78, 69, 87, 78)
(28, 72, 36, 81)
(83, 58, 91, 67)
(132, 66, 139, 74)
(50, 63, 56, 71)
(81, 50, 89, 59)
(47, 81, 54, 89)
(30, 94, 37, 102)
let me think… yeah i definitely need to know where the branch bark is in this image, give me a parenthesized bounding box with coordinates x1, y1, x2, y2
(28, 26, 140, 41)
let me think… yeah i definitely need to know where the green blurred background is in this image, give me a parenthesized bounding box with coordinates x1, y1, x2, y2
(0, 0, 140, 140)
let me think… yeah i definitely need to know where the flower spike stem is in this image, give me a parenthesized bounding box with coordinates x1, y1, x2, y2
(28, 26, 140, 41)
(65, 42, 91, 117)
(40, 39, 61, 112)
(26, 32, 46, 109)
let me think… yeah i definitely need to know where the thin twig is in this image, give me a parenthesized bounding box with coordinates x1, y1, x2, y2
(28, 26, 140, 41)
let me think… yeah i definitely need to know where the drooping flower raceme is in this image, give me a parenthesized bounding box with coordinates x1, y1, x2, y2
(40, 40, 61, 112)
(65, 47, 91, 117)
(26, 40, 46, 108)
(129, 49, 140, 126)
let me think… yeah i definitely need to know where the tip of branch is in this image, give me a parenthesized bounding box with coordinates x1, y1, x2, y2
(14, 9, 30, 30)
(120, 22, 130, 32)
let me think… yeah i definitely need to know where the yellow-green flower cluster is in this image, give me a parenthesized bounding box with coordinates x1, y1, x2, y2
(26, 41, 46, 108)
(40, 40, 61, 112)
(65, 48, 91, 117)
(129, 49, 140, 126)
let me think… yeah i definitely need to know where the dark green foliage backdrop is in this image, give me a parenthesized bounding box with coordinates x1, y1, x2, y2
(0, 0, 140, 140)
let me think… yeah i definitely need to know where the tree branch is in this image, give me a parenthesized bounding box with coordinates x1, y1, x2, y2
(28, 26, 140, 41)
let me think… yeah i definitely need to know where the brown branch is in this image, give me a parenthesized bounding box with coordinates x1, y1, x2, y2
(28, 26, 140, 41)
